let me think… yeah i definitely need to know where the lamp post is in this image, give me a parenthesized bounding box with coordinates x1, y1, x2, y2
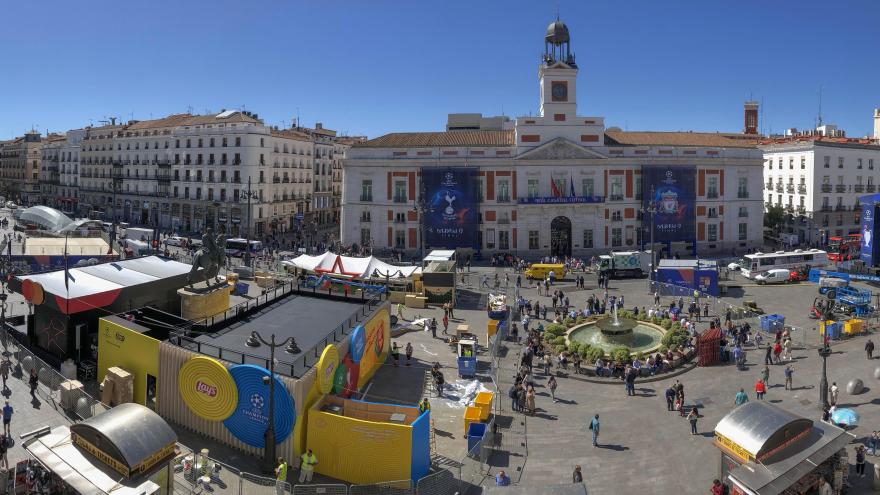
(818, 343, 832, 409)
(240, 177, 260, 268)
(245, 331, 301, 474)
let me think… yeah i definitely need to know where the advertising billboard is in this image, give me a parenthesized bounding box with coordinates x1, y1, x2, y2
(642, 166, 697, 243)
(860, 196, 878, 266)
(421, 168, 479, 248)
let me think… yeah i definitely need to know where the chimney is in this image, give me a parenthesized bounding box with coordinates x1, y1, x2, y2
(744, 101, 759, 135)
(316, 123, 323, 130)
(874, 108, 880, 142)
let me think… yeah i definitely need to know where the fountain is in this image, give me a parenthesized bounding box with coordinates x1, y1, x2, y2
(595, 304, 635, 346)
(566, 308, 666, 354)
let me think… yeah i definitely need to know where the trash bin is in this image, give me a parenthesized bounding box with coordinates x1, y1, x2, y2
(466, 422, 487, 456)
(844, 319, 864, 335)
(474, 391, 493, 421)
(464, 406, 482, 435)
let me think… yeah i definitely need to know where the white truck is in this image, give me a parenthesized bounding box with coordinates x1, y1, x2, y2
(597, 250, 653, 278)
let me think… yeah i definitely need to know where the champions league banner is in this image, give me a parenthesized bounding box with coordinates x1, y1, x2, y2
(642, 166, 696, 243)
(421, 168, 478, 248)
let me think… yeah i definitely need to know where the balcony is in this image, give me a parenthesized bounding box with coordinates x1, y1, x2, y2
(496, 195, 511, 203)
(868, 184, 877, 193)
(737, 191, 749, 199)
(393, 195, 408, 204)
(854, 184, 865, 193)
(835, 185, 846, 193)
(608, 195, 624, 201)
(232, 177, 241, 184)
(784, 205, 794, 213)
(797, 205, 806, 214)
(821, 184, 832, 193)
(820, 205, 832, 212)
(835, 204, 847, 211)
(797, 185, 807, 194)
(359, 215, 371, 223)
(272, 177, 281, 184)
(392, 217, 406, 224)
(785, 185, 795, 193)
(774, 184, 784, 192)
(360, 195, 373, 202)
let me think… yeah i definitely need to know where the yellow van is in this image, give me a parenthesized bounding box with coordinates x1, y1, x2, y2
(524, 264, 566, 281)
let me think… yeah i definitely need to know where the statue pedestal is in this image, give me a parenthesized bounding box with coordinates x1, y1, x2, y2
(179, 280, 231, 321)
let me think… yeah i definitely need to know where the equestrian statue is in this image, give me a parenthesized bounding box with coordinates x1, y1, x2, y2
(188, 228, 226, 286)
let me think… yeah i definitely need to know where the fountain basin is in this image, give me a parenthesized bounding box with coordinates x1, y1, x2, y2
(566, 317, 666, 355)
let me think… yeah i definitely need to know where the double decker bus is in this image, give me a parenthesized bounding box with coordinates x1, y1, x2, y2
(739, 249, 829, 279)
(827, 233, 861, 262)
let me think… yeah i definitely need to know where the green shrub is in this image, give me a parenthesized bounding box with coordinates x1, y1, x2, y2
(651, 316, 661, 325)
(585, 346, 604, 363)
(660, 319, 673, 329)
(661, 328, 690, 350)
(575, 315, 586, 325)
(609, 346, 631, 363)
(670, 323, 682, 332)
(544, 323, 566, 336)
(554, 344, 567, 354)
(568, 341, 581, 354)
(563, 317, 576, 328)
(552, 336, 567, 346)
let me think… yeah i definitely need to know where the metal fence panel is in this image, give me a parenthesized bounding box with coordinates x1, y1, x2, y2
(348, 479, 412, 495)
(241, 471, 288, 495)
(415, 469, 458, 495)
(292, 484, 348, 495)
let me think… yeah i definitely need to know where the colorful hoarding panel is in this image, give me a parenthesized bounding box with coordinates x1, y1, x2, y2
(178, 356, 238, 421)
(350, 325, 365, 364)
(642, 166, 697, 243)
(860, 197, 878, 266)
(359, 308, 390, 385)
(223, 364, 295, 448)
(421, 168, 479, 248)
(316, 345, 340, 395)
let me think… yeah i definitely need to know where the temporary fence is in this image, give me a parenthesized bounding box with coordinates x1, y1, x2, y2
(292, 485, 349, 495)
(348, 480, 413, 495)
(413, 469, 459, 495)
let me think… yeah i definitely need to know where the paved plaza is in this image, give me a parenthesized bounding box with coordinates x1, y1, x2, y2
(391, 266, 880, 493)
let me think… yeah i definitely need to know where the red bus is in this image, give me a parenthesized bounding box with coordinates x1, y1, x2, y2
(827, 234, 861, 261)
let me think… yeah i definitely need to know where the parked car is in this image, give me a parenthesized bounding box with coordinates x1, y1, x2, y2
(755, 268, 792, 285)
(5, 202, 16, 210)
(164, 236, 186, 247)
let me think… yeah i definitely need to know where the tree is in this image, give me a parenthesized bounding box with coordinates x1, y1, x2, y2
(764, 205, 785, 233)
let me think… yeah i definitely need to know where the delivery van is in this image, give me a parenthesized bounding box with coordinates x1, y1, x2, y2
(524, 263, 566, 281)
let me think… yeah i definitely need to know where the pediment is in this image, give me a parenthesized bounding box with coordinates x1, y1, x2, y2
(517, 138, 606, 160)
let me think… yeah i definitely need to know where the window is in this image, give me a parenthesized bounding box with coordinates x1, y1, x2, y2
(824, 156, 830, 168)
(528, 230, 539, 250)
(858, 158, 863, 169)
(822, 197, 829, 208)
(393, 180, 407, 203)
(354, 179, 372, 202)
(789, 158, 794, 169)
(634, 176, 642, 200)
(222, 137, 228, 147)
(707, 207, 717, 218)
(394, 230, 406, 249)
(498, 231, 509, 250)
(497, 179, 510, 202)
(870, 159, 874, 170)
(799, 196, 805, 207)
(800, 157, 806, 169)
(477, 178, 485, 202)
(708, 224, 718, 242)
(707, 176, 718, 198)
(609, 177, 623, 200)
(737, 177, 748, 198)
(528, 179, 539, 198)
(738, 206, 748, 217)
(485, 228, 495, 249)
(838, 157, 844, 168)
(822, 176, 830, 184)
(611, 228, 622, 247)
(611, 210, 622, 221)
(210, 138, 215, 147)
(360, 228, 371, 247)
(580, 178, 594, 198)
(869, 177, 874, 187)
(583, 229, 593, 248)
(738, 223, 747, 241)
(235, 137, 241, 147)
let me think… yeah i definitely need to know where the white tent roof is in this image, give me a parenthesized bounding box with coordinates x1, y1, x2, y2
(283, 252, 420, 279)
(424, 249, 456, 262)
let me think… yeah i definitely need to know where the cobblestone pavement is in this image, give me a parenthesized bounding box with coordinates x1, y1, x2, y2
(408, 266, 880, 493)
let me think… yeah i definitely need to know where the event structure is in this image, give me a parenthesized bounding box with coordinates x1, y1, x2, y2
(283, 251, 420, 279)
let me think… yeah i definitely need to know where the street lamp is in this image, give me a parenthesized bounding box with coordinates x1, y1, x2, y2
(818, 342, 832, 409)
(640, 185, 657, 281)
(245, 331, 301, 474)
(239, 177, 260, 268)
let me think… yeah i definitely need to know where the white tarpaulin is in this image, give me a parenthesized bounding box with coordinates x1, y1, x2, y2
(283, 252, 420, 279)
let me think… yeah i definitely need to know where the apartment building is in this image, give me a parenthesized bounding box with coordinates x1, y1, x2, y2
(0, 131, 46, 205)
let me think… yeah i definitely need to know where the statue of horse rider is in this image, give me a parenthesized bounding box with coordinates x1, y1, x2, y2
(188, 228, 226, 286)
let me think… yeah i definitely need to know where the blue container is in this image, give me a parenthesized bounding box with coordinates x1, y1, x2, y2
(467, 422, 487, 455)
(760, 314, 784, 332)
(826, 322, 842, 340)
(458, 357, 477, 378)
(233, 282, 249, 296)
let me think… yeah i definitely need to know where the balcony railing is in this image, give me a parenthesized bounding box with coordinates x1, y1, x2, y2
(868, 184, 877, 193)
(797, 205, 806, 214)
(608, 195, 624, 201)
(820, 205, 832, 212)
(785, 185, 795, 193)
(359, 195, 373, 202)
(393, 195, 408, 204)
(835, 205, 847, 211)
(797, 185, 807, 194)
(854, 185, 865, 193)
(835, 185, 846, 193)
(774, 184, 784, 192)
(517, 195, 605, 205)
(821, 184, 832, 193)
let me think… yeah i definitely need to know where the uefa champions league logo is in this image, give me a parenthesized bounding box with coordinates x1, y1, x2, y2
(864, 209, 872, 248)
(662, 170, 677, 185)
(250, 393, 264, 409)
(440, 172, 457, 187)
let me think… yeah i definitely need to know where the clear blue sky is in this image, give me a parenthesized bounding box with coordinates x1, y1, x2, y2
(2, 0, 878, 140)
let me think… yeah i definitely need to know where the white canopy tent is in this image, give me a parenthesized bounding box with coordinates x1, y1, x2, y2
(283, 252, 420, 279)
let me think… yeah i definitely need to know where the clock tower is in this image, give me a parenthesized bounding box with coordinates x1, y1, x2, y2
(539, 18, 578, 119)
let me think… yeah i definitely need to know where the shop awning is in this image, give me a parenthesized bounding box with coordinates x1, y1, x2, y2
(24, 425, 162, 495)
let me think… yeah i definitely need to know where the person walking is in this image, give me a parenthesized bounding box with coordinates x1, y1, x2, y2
(764, 345, 773, 365)
(589, 414, 600, 447)
(508, 385, 519, 412)
(298, 449, 317, 483)
(391, 343, 400, 367)
(734, 388, 749, 406)
(866, 339, 874, 359)
(2, 401, 11, 436)
(274, 457, 288, 494)
(624, 367, 636, 396)
(784, 365, 794, 390)
(442, 313, 449, 334)
(396, 303, 405, 321)
(0, 358, 9, 391)
(405, 342, 413, 366)
(665, 385, 676, 411)
(760, 365, 770, 387)
(29, 368, 38, 397)
(829, 382, 839, 405)
(430, 318, 437, 339)
(572, 465, 583, 483)
(495, 470, 511, 486)
(854, 445, 866, 478)
(526, 386, 536, 415)
(0, 433, 7, 470)
(755, 379, 766, 400)
(687, 407, 698, 435)
(548, 375, 558, 402)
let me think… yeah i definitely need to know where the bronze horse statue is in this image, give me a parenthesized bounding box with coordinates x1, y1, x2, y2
(188, 229, 226, 286)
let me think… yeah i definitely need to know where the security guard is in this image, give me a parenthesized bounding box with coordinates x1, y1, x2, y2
(299, 449, 318, 483)
(274, 457, 288, 494)
(418, 398, 431, 414)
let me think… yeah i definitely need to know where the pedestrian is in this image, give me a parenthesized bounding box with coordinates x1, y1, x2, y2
(817, 478, 832, 495)
(435, 369, 446, 397)
(543, 353, 552, 375)
(442, 314, 449, 334)
(508, 384, 519, 412)
(448, 302, 454, 319)
(419, 398, 431, 414)
(624, 367, 636, 396)
(784, 365, 794, 390)
(755, 379, 766, 400)
(516, 384, 526, 413)
(653, 291, 660, 305)
(0, 433, 6, 470)
(0, 358, 9, 390)
(703, 303, 709, 318)
(1, 401, 11, 436)
(687, 407, 698, 435)
(396, 303, 405, 321)
(391, 342, 400, 367)
(274, 457, 288, 494)
(589, 414, 600, 446)
(855, 445, 866, 477)
(29, 368, 38, 396)
(665, 385, 676, 411)
(734, 388, 749, 406)
(760, 365, 770, 386)
(572, 465, 583, 483)
(298, 449, 317, 483)
(495, 470, 510, 486)
(830, 382, 839, 405)
(772, 341, 782, 364)
(868, 431, 878, 456)
(764, 345, 773, 365)
(526, 386, 536, 415)
(405, 342, 413, 366)
(711, 479, 725, 495)
(430, 318, 437, 339)
(866, 339, 874, 359)
(548, 375, 558, 402)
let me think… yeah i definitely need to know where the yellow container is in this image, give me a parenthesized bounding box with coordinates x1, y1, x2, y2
(464, 406, 482, 435)
(844, 319, 864, 335)
(474, 391, 494, 421)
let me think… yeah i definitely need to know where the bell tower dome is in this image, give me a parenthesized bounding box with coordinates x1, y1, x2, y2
(539, 17, 578, 118)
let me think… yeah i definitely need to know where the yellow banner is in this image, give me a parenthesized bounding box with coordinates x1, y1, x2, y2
(714, 432, 753, 463)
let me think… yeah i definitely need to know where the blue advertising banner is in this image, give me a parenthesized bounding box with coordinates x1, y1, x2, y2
(349, 325, 365, 364)
(642, 166, 696, 243)
(860, 197, 878, 266)
(421, 168, 478, 248)
(223, 364, 295, 448)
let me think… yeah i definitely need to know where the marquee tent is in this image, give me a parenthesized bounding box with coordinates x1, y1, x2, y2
(283, 252, 420, 279)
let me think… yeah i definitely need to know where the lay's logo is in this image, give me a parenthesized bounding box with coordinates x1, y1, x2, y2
(196, 381, 218, 397)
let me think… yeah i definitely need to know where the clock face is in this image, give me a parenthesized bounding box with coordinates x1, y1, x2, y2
(551, 82, 568, 102)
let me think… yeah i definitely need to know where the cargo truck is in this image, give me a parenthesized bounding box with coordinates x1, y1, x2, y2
(597, 250, 652, 278)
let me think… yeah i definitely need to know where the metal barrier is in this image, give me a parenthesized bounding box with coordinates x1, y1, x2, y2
(414, 469, 458, 495)
(292, 484, 348, 495)
(348, 479, 413, 495)
(242, 471, 289, 495)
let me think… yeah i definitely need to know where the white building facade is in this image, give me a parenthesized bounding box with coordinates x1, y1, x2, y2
(341, 20, 764, 258)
